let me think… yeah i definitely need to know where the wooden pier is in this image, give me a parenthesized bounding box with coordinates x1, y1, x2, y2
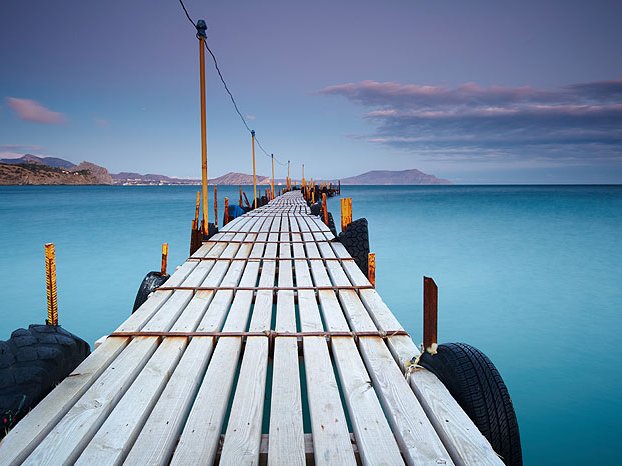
(0, 191, 503, 466)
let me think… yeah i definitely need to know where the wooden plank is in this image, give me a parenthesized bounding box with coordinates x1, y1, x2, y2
(324, 222, 503, 466)
(218, 219, 279, 465)
(299, 220, 404, 466)
(268, 217, 305, 466)
(316, 236, 453, 466)
(127, 220, 266, 466)
(293, 231, 357, 466)
(75, 235, 250, 465)
(21, 230, 247, 465)
(170, 225, 270, 465)
(0, 245, 219, 466)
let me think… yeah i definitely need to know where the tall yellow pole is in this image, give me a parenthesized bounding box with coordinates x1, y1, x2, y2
(271, 154, 275, 200)
(197, 20, 209, 235)
(251, 130, 257, 209)
(287, 160, 291, 190)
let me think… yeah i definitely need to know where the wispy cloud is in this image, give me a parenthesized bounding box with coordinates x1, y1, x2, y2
(94, 118, 109, 127)
(318, 79, 622, 166)
(6, 97, 66, 124)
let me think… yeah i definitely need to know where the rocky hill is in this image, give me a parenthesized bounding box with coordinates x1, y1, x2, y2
(0, 162, 112, 185)
(0, 154, 76, 169)
(340, 169, 451, 185)
(210, 172, 271, 185)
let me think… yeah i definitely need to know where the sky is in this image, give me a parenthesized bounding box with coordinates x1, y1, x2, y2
(1, 0, 621, 183)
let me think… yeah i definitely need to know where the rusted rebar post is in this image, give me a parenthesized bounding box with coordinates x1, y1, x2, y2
(423, 276, 438, 354)
(44, 243, 58, 326)
(368, 252, 376, 287)
(224, 197, 229, 225)
(322, 193, 328, 225)
(192, 191, 200, 230)
(341, 197, 352, 232)
(161, 243, 169, 276)
(213, 185, 218, 228)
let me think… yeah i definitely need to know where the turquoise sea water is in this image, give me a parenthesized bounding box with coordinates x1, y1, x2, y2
(0, 185, 620, 465)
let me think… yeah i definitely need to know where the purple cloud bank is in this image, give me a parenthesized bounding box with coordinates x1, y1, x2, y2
(6, 97, 66, 124)
(318, 79, 622, 165)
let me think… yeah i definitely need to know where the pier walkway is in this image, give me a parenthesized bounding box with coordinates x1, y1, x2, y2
(0, 191, 502, 465)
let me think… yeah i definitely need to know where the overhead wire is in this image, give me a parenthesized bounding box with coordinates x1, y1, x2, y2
(178, 0, 292, 170)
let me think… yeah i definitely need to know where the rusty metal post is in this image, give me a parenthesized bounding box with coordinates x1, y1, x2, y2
(224, 197, 229, 225)
(239, 186, 243, 207)
(161, 243, 169, 276)
(423, 276, 438, 354)
(213, 185, 218, 228)
(341, 197, 352, 232)
(368, 252, 376, 287)
(322, 193, 328, 225)
(44, 243, 58, 326)
(192, 191, 200, 230)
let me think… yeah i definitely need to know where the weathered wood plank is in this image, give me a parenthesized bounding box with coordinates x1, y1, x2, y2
(218, 221, 279, 466)
(268, 218, 305, 466)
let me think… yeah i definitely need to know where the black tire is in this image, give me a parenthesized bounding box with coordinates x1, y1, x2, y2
(310, 203, 321, 216)
(337, 218, 369, 276)
(419, 343, 522, 466)
(132, 271, 169, 312)
(0, 324, 90, 436)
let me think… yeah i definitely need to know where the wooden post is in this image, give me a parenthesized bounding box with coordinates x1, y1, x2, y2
(224, 197, 229, 225)
(322, 193, 328, 225)
(271, 154, 275, 201)
(213, 185, 218, 228)
(239, 186, 243, 207)
(161, 243, 169, 276)
(311, 188, 315, 204)
(44, 243, 58, 326)
(251, 130, 257, 209)
(338, 179, 341, 194)
(341, 197, 352, 232)
(197, 20, 209, 235)
(368, 252, 376, 287)
(423, 276, 438, 354)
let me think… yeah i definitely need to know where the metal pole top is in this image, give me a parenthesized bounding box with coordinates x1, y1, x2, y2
(251, 129, 255, 137)
(196, 19, 207, 38)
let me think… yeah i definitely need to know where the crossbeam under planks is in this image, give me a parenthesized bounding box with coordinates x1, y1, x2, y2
(0, 191, 503, 466)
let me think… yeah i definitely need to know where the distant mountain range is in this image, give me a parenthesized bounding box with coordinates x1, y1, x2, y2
(0, 154, 451, 186)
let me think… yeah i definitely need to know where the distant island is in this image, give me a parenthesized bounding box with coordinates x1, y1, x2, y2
(0, 154, 451, 186)
(340, 169, 450, 185)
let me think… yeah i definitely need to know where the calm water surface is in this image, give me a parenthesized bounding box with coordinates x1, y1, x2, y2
(0, 185, 620, 465)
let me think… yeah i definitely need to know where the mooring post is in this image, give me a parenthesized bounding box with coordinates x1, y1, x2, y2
(341, 197, 352, 232)
(322, 192, 328, 225)
(196, 19, 209, 235)
(224, 197, 229, 225)
(44, 243, 58, 326)
(239, 186, 243, 207)
(338, 179, 341, 194)
(192, 191, 200, 230)
(161, 243, 169, 276)
(423, 276, 438, 354)
(271, 153, 275, 201)
(368, 252, 376, 287)
(213, 185, 218, 228)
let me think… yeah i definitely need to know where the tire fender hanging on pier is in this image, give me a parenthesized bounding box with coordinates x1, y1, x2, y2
(0, 324, 90, 437)
(337, 218, 370, 276)
(419, 342, 523, 466)
(132, 271, 170, 313)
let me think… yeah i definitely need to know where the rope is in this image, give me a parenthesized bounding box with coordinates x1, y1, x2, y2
(178, 0, 293, 169)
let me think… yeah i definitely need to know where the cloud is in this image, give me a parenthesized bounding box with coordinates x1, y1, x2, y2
(318, 79, 622, 166)
(6, 97, 66, 124)
(94, 118, 109, 127)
